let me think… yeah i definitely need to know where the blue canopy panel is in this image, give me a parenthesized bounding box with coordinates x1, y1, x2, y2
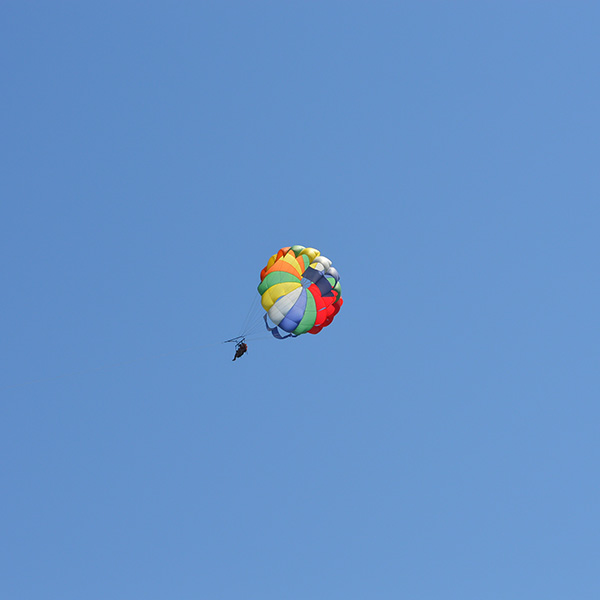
(263, 314, 298, 339)
(300, 266, 334, 297)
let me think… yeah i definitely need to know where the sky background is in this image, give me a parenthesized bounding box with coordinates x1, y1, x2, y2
(2, 2, 599, 599)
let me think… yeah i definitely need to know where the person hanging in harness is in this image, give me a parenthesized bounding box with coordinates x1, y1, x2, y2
(232, 341, 248, 361)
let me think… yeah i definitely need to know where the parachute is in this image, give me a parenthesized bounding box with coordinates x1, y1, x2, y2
(258, 245, 343, 339)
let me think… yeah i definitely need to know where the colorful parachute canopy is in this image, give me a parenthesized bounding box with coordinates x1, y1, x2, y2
(258, 245, 343, 338)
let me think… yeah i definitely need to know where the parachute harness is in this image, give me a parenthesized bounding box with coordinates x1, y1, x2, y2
(223, 336, 246, 348)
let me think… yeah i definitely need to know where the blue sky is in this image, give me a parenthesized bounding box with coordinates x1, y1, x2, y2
(2, 3, 599, 599)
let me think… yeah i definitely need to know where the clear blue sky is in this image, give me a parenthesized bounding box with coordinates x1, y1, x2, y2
(2, 3, 599, 599)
